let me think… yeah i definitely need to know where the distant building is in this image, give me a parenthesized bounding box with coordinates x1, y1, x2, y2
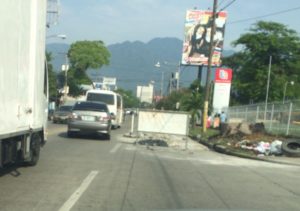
(137, 83, 154, 104)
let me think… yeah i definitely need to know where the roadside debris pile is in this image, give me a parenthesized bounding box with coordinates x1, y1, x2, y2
(220, 122, 265, 136)
(215, 122, 300, 157)
(235, 139, 283, 156)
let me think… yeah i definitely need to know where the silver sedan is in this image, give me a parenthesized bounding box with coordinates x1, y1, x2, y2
(67, 101, 112, 140)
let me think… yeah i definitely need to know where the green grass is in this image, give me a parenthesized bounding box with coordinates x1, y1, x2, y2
(189, 126, 220, 139)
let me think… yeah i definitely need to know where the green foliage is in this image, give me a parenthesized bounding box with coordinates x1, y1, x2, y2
(68, 40, 110, 70)
(189, 126, 219, 139)
(115, 88, 140, 108)
(67, 40, 110, 96)
(155, 80, 204, 127)
(67, 76, 84, 97)
(223, 21, 300, 104)
(155, 90, 187, 110)
(46, 52, 57, 101)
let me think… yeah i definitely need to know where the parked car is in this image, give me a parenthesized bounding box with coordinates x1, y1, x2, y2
(67, 101, 112, 140)
(53, 105, 73, 123)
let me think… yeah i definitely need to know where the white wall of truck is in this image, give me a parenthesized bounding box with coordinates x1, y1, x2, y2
(0, 0, 48, 167)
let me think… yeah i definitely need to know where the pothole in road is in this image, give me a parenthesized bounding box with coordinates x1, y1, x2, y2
(137, 139, 168, 147)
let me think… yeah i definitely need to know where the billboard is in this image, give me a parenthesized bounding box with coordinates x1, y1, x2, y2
(103, 77, 116, 85)
(182, 10, 227, 66)
(137, 84, 154, 104)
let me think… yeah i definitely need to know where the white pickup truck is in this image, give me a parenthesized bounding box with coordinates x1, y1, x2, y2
(0, 0, 48, 167)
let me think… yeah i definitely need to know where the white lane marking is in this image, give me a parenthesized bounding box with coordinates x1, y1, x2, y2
(58, 171, 99, 211)
(125, 145, 137, 151)
(110, 143, 122, 153)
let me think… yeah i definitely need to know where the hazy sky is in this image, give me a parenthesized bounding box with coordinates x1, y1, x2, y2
(47, 0, 300, 50)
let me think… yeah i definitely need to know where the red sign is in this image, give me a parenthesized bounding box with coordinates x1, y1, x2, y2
(215, 68, 232, 83)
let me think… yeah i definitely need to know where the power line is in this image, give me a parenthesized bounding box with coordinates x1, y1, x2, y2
(228, 6, 300, 24)
(219, 0, 236, 11)
(217, 0, 227, 9)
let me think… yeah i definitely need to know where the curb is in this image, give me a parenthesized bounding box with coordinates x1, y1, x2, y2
(123, 133, 139, 139)
(194, 137, 300, 167)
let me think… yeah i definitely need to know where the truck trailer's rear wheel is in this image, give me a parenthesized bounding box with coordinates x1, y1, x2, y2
(27, 133, 41, 166)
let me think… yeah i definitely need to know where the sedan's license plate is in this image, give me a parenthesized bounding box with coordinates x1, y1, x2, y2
(81, 116, 95, 121)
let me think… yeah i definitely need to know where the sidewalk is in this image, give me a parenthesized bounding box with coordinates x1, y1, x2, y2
(263, 156, 300, 166)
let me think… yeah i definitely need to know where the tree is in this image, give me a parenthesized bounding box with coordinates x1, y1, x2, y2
(181, 80, 204, 128)
(155, 90, 186, 110)
(223, 21, 300, 104)
(67, 40, 110, 96)
(46, 52, 57, 101)
(155, 80, 204, 128)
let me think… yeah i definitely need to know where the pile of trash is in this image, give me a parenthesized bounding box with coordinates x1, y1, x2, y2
(219, 122, 300, 157)
(235, 139, 283, 156)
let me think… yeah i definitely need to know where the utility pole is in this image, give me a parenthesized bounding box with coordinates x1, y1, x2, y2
(202, 0, 218, 132)
(63, 54, 69, 103)
(264, 55, 272, 121)
(161, 70, 164, 97)
(197, 65, 203, 82)
(176, 62, 181, 90)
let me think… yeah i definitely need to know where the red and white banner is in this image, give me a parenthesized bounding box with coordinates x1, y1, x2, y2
(213, 68, 233, 112)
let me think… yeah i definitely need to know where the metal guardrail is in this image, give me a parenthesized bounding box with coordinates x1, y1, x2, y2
(224, 100, 300, 136)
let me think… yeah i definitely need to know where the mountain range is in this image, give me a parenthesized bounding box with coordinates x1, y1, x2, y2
(46, 37, 235, 94)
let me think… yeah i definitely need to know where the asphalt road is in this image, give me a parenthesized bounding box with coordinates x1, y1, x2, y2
(0, 118, 300, 211)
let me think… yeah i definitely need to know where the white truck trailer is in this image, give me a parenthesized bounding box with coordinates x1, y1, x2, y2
(0, 0, 48, 167)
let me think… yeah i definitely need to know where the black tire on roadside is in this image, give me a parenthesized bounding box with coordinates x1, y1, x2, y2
(282, 139, 300, 157)
(27, 133, 41, 166)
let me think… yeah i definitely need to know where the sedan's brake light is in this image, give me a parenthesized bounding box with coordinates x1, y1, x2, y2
(96, 115, 110, 122)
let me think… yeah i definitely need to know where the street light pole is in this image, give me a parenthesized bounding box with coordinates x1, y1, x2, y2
(264, 55, 272, 121)
(161, 70, 164, 97)
(62, 54, 69, 103)
(283, 81, 294, 104)
(155, 61, 164, 98)
(176, 68, 180, 90)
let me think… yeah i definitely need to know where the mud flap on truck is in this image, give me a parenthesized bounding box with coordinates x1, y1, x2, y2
(23, 133, 41, 166)
(0, 139, 19, 168)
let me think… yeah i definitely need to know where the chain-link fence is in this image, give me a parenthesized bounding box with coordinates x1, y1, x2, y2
(224, 100, 300, 136)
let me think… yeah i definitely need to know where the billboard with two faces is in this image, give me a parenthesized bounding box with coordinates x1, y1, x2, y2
(182, 10, 227, 66)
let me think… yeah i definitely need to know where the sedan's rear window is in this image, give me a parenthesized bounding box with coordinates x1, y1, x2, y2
(73, 102, 108, 112)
